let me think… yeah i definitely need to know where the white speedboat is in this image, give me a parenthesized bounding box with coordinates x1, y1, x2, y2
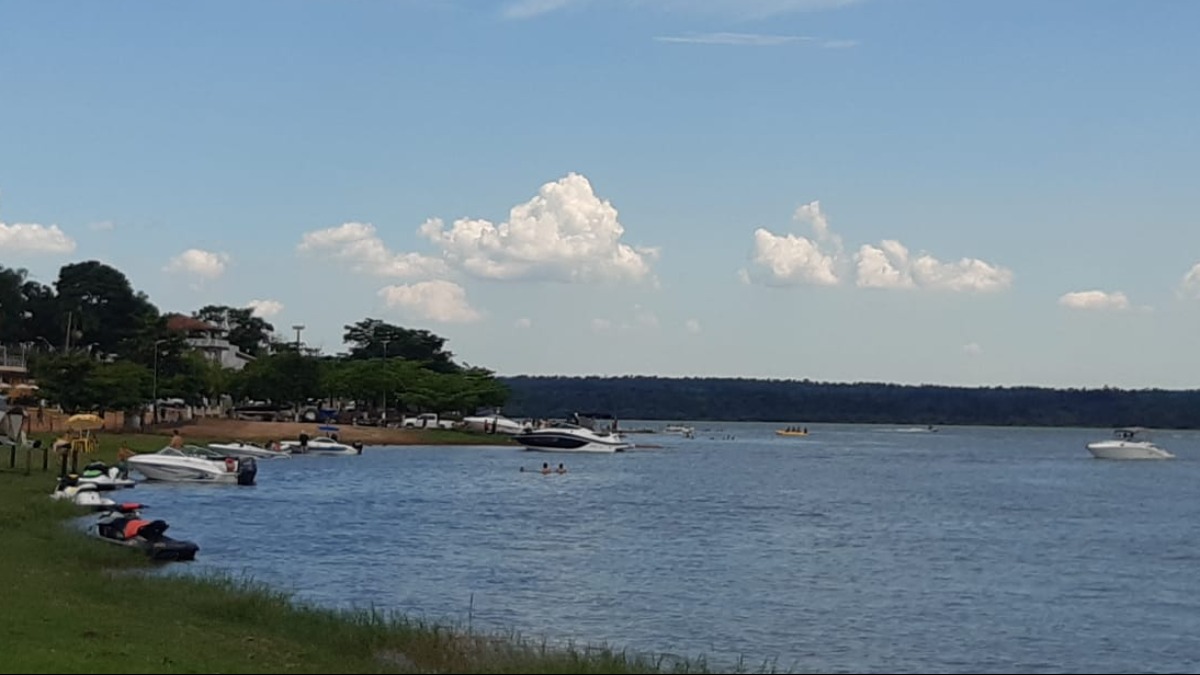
(127, 445, 258, 484)
(207, 440, 292, 460)
(1086, 427, 1174, 460)
(513, 413, 633, 454)
(460, 413, 529, 435)
(662, 424, 695, 438)
(279, 436, 361, 455)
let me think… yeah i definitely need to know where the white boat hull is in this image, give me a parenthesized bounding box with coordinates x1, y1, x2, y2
(513, 429, 632, 454)
(207, 442, 292, 459)
(1086, 441, 1174, 460)
(279, 438, 361, 455)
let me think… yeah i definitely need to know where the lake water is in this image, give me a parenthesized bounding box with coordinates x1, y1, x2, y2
(123, 423, 1200, 673)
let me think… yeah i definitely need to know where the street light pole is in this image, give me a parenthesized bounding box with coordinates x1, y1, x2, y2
(152, 339, 166, 424)
(381, 339, 390, 425)
(292, 324, 305, 351)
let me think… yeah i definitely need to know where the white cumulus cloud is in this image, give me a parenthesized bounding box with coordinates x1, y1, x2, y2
(420, 173, 658, 285)
(163, 248, 229, 279)
(246, 299, 284, 318)
(515, 317, 533, 329)
(685, 318, 702, 334)
(962, 342, 983, 355)
(1179, 263, 1200, 299)
(856, 240, 1012, 292)
(0, 222, 76, 254)
(297, 222, 450, 279)
(377, 280, 481, 323)
(591, 318, 612, 332)
(1058, 290, 1131, 311)
(741, 200, 844, 286)
(744, 201, 1012, 293)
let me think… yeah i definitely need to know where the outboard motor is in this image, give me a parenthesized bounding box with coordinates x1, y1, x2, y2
(352, 441, 364, 455)
(236, 456, 257, 486)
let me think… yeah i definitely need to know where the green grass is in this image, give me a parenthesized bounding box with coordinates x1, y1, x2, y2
(0, 438, 736, 674)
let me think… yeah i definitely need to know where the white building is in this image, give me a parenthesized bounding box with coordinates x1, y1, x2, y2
(166, 315, 255, 371)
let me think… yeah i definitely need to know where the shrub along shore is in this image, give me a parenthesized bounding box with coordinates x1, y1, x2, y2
(0, 433, 717, 674)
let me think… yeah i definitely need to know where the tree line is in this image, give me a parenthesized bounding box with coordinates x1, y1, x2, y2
(0, 261, 509, 417)
(497, 376, 1200, 429)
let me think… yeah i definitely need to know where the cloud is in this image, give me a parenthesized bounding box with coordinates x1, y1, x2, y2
(962, 342, 982, 355)
(377, 280, 481, 323)
(634, 304, 659, 328)
(420, 173, 658, 285)
(163, 248, 229, 280)
(591, 318, 612, 332)
(1058, 290, 1131, 311)
(855, 240, 1013, 292)
(654, 32, 857, 47)
(87, 221, 115, 232)
(1178, 263, 1200, 299)
(744, 201, 1012, 293)
(246, 299, 284, 318)
(297, 222, 450, 279)
(515, 317, 532, 329)
(685, 318, 702, 334)
(741, 200, 844, 287)
(502, 0, 575, 19)
(0, 222, 76, 254)
(503, 0, 861, 20)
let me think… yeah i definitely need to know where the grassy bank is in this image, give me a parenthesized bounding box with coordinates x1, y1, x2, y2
(0, 440, 716, 673)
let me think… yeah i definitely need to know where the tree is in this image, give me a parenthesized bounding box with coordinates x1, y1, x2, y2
(194, 305, 275, 356)
(54, 260, 156, 357)
(234, 351, 323, 407)
(342, 318, 460, 373)
(28, 352, 150, 414)
(0, 265, 27, 344)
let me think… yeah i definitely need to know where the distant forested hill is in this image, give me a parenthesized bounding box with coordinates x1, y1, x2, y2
(497, 376, 1200, 429)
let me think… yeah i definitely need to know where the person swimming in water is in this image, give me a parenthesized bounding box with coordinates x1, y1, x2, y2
(556, 463, 567, 474)
(541, 462, 551, 475)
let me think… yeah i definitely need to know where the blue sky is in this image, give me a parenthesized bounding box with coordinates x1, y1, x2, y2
(2, 0, 1199, 388)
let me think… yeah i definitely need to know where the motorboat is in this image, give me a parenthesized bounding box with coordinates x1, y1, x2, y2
(662, 424, 695, 438)
(126, 445, 258, 484)
(89, 503, 199, 562)
(278, 436, 362, 455)
(512, 413, 632, 454)
(513, 424, 633, 453)
(207, 440, 292, 459)
(460, 413, 529, 435)
(1086, 427, 1174, 460)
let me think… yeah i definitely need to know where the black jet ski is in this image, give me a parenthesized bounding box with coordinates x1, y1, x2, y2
(89, 503, 199, 562)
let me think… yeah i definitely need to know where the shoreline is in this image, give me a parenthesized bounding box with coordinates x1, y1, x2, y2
(141, 417, 518, 447)
(2, 433, 713, 674)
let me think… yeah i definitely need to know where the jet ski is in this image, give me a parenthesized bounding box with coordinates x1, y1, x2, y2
(50, 475, 118, 511)
(76, 461, 137, 490)
(89, 503, 199, 562)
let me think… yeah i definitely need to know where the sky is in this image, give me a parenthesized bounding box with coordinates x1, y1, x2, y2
(2, 0, 1199, 389)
